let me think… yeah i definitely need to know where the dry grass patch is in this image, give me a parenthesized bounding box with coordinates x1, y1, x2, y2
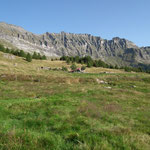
(77, 100, 101, 119)
(85, 67, 124, 73)
(103, 103, 122, 113)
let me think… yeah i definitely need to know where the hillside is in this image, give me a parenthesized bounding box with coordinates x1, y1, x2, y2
(0, 52, 150, 149)
(1, 22, 150, 68)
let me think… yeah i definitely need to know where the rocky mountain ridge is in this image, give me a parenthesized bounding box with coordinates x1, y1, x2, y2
(0, 22, 150, 67)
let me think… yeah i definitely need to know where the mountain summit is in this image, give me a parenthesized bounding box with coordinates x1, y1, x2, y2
(0, 22, 150, 67)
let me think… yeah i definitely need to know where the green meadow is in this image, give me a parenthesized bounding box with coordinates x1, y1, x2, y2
(0, 52, 150, 149)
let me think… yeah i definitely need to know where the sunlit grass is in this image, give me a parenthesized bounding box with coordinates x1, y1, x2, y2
(0, 52, 150, 149)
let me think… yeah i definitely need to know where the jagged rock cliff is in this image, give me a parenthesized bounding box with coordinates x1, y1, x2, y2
(0, 22, 150, 66)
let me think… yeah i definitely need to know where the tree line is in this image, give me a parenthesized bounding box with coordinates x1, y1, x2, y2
(60, 56, 109, 68)
(60, 55, 150, 73)
(0, 44, 47, 62)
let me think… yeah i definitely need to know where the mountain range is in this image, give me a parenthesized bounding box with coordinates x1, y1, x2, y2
(0, 22, 150, 68)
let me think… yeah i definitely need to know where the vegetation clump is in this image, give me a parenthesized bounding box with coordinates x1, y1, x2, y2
(26, 53, 32, 62)
(62, 66, 68, 71)
(0, 44, 47, 62)
(60, 55, 150, 73)
(81, 65, 86, 71)
(70, 63, 77, 70)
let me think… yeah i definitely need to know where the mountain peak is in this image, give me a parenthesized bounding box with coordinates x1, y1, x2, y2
(0, 22, 27, 33)
(0, 22, 150, 66)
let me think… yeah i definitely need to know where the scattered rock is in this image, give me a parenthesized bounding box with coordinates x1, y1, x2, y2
(40, 67, 51, 70)
(0, 74, 6, 78)
(132, 85, 136, 88)
(105, 86, 112, 89)
(96, 79, 107, 84)
(100, 72, 115, 74)
(99, 80, 105, 84)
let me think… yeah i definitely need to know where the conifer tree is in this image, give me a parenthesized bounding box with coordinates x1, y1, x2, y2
(6, 48, 10, 53)
(41, 55, 47, 60)
(37, 53, 41, 59)
(32, 52, 38, 59)
(19, 50, 26, 57)
(0, 44, 5, 52)
(26, 53, 32, 62)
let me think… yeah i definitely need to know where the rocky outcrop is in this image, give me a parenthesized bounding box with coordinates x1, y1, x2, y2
(0, 22, 150, 67)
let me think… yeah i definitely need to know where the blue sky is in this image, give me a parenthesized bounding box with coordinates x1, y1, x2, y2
(0, 0, 150, 46)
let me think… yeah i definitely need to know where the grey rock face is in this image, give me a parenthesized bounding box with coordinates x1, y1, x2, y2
(0, 22, 150, 66)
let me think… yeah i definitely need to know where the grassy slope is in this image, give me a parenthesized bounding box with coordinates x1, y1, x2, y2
(0, 52, 150, 149)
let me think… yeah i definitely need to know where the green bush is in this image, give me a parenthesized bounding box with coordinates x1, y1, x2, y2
(70, 63, 77, 70)
(62, 66, 68, 71)
(87, 61, 93, 68)
(124, 67, 131, 72)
